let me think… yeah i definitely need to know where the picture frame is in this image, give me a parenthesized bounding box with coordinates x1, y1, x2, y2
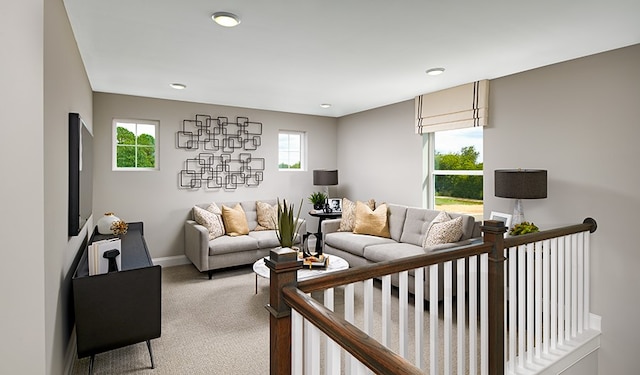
(328, 198, 342, 213)
(489, 211, 512, 229)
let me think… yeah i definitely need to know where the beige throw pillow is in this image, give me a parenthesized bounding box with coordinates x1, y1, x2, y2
(338, 198, 376, 232)
(255, 201, 277, 230)
(193, 205, 225, 240)
(353, 202, 390, 238)
(221, 204, 250, 236)
(423, 211, 463, 247)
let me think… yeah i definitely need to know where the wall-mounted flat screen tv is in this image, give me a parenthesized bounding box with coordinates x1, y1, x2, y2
(68, 113, 93, 237)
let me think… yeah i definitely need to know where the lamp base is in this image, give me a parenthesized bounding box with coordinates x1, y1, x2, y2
(512, 199, 525, 226)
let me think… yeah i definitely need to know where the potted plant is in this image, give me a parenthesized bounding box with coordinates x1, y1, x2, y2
(308, 191, 327, 210)
(275, 198, 304, 249)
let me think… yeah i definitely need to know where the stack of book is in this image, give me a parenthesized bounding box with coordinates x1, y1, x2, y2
(88, 238, 122, 276)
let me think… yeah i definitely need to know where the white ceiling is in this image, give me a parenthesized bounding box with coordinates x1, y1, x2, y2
(63, 0, 640, 117)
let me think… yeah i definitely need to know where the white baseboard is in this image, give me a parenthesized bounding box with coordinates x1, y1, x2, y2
(153, 255, 190, 268)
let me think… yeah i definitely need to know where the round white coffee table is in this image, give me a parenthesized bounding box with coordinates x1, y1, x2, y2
(252, 254, 349, 294)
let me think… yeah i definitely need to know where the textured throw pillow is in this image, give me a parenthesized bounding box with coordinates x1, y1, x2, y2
(255, 201, 277, 231)
(353, 202, 390, 238)
(221, 204, 250, 236)
(338, 198, 376, 232)
(423, 212, 463, 247)
(193, 205, 225, 240)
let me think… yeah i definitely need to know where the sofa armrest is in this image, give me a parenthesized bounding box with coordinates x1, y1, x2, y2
(321, 218, 341, 234)
(184, 220, 209, 272)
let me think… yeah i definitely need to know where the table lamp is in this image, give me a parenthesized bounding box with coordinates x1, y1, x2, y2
(494, 169, 547, 225)
(313, 169, 338, 200)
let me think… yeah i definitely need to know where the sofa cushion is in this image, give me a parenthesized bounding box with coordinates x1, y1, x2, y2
(193, 205, 225, 240)
(448, 212, 476, 240)
(386, 204, 408, 242)
(399, 208, 442, 246)
(353, 202, 390, 238)
(208, 234, 259, 255)
(248, 230, 281, 249)
(221, 204, 250, 236)
(255, 201, 277, 230)
(363, 242, 426, 263)
(324, 231, 395, 257)
(338, 198, 375, 232)
(423, 213, 463, 246)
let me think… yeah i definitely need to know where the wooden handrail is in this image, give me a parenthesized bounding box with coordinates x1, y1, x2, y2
(502, 218, 597, 248)
(298, 241, 493, 293)
(282, 286, 423, 375)
(270, 218, 598, 375)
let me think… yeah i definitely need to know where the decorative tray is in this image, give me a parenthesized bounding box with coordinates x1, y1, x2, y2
(300, 254, 328, 269)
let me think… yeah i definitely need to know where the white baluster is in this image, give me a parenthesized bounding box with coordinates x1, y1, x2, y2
(509, 246, 517, 372)
(535, 241, 542, 359)
(430, 264, 439, 375)
(480, 253, 488, 375)
(324, 288, 340, 374)
(571, 234, 578, 338)
(414, 267, 424, 370)
(550, 237, 558, 351)
(345, 283, 355, 375)
(584, 232, 591, 331)
(577, 232, 584, 334)
(292, 310, 303, 374)
(399, 271, 409, 358)
(469, 255, 478, 375)
(444, 261, 452, 374)
(518, 245, 526, 368)
(526, 242, 534, 364)
(457, 258, 466, 375)
(382, 275, 391, 347)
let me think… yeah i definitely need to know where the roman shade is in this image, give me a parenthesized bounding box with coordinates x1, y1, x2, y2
(415, 80, 489, 134)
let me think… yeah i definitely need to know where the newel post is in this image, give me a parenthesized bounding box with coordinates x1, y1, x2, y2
(482, 220, 507, 375)
(265, 248, 302, 375)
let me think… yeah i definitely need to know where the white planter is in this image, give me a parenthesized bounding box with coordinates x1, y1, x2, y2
(97, 212, 120, 234)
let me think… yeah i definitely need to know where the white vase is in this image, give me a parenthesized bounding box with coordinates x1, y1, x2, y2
(97, 212, 120, 234)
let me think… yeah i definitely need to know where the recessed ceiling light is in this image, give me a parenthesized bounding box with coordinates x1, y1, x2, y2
(426, 67, 445, 76)
(320, 103, 332, 108)
(212, 12, 241, 27)
(170, 83, 187, 90)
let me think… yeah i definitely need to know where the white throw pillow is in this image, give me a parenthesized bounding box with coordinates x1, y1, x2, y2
(423, 212, 463, 247)
(193, 204, 225, 240)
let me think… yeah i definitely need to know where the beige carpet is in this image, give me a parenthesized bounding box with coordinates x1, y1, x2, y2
(71, 264, 477, 375)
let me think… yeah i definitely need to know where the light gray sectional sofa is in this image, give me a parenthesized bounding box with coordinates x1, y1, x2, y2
(321, 203, 481, 301)
(184, 199, 306, 279)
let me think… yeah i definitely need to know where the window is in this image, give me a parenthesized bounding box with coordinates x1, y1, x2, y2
(113, 119, 159, 170)
(278, 131, 305, 170)
(426, 127, 483, 218)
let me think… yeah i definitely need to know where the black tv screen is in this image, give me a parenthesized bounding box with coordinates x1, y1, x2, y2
(68, 113, 93, 236)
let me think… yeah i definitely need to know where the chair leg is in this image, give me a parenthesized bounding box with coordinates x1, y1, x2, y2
(146, 340, 155, 369)
(208, 270, 214, 279)
(88, 355, 95, 375)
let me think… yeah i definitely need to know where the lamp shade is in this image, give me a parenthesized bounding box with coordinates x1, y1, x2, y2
(313, 170, 338, 186)
(495, 169, 547, 199)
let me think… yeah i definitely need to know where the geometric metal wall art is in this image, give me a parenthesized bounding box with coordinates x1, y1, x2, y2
(177, 114, 264, 190)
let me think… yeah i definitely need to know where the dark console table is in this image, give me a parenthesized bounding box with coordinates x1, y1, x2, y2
(308, 210, 342, 254)
(72, 222, 161, 374)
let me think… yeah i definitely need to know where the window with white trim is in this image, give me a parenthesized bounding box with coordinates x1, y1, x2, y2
(426, 127, 483, 218)
(278, 131, 305, 170)
(113, 119, 159, 170)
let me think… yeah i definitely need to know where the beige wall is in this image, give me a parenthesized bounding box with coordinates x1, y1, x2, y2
(0, 0, 46, 374)
(92, 93, 338, 259)
(335, 44, 640, 373)
(336, 100, 424, 206)
(43, 0, 94, 373)
(484, 44, 640, 374)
